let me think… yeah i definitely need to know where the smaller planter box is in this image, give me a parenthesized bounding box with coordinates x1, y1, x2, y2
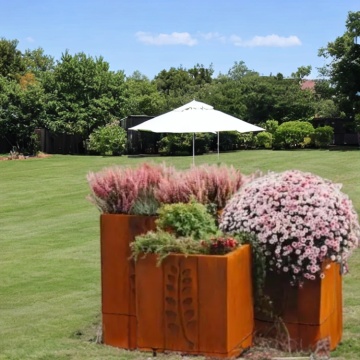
(255, 262, 342, 351)
(100, 214, 157, 349)
(135, 244, 254, 358)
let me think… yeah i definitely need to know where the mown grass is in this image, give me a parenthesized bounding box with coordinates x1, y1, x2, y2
(0, 150, 359, 360)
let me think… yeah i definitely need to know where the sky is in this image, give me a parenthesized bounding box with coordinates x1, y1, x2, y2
(1, 0, 359, 80)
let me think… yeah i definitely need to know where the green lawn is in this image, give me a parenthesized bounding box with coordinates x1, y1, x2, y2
(0, 150, 359, 360)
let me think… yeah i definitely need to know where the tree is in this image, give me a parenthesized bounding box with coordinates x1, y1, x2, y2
(126, 71, 165, 115)
(227, 60, 258, 80)
(154, 64, 214, 111)
(43, 51, 127, 137)
(0, 75, 46, 152)
(23, 48, 55, 75)
(291, 65, 312, 80)
(318, 11, 360, 119)
(0, 38, 25, 79)
(188, 63, 214, 86)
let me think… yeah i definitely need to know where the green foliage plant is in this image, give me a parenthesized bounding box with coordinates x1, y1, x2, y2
(273, 120, 315, 149)
(131, 230, 244, 264)
(313, 125, 334, 148)
(131, 200, 247, 263)
(265, 119, 279, 134)
(156, 201, 218, 240)
(256, 131, 273, 149)
(158, 133, 212, 156)
(87, 120, 126, 156)
(236, 133, 257, 149)
(130, 230, 207, 264)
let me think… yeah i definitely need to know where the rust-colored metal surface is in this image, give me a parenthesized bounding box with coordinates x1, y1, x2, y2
(100, 214, 157, 349)
(135, 244, 254, 358)
(255, 262, 342, 351)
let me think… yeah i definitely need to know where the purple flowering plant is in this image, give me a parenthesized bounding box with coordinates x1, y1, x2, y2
(220, 170, 360, 285)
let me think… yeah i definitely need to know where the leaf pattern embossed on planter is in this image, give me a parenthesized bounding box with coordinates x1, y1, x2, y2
(163, 256, 199, 351)
(182, 297, 193, 306)
(167, 274, 176, 283)
(165, 296, 176, 306)
(182, 277, 192, 285)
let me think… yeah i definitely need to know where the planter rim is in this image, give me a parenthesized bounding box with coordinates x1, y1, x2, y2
(137, 244, 249, 260)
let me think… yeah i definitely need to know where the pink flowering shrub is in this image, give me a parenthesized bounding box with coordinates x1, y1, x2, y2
(87, 162, 171, 214)
(155, 164, 244, 210)
(220, 170, 360, 284)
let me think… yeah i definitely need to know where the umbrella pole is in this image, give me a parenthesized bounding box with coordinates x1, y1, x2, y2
(193, 133, 195, 166)
(217, 132, 220, 161)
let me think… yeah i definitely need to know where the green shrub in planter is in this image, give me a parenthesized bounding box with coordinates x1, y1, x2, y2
(156, 201, 218, 240)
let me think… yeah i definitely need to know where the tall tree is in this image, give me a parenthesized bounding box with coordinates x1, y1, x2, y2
(318, 11, 360, 119)
(23, 48, 55, 75)
(43, 51, 127, 137)
(0, 38, 25, 79)
(126, 71, 165, 115)
(291, 65, 312, 81)
(227, 60, 258, 81)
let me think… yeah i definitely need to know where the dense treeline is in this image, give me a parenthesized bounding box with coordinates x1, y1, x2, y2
(0, 11, 359, 153)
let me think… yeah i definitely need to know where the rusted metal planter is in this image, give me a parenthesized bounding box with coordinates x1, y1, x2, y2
(100, 214, 157, 349)
(135, 244, 254, 358)
(255, 262, 342, 351)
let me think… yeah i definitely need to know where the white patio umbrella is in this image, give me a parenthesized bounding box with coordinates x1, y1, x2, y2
(129, 100, 264, 164)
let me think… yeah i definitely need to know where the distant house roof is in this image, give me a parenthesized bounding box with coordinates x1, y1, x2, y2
(301, 80, 316, 91)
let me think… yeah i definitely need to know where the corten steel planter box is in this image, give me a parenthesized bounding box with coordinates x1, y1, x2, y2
(255, 262, 342, 351)
(100, 214, 157, 349)
(135, 244, 254, 358)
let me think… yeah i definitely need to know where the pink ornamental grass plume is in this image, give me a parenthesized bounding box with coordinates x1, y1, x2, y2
(220, 169, 360, 285)
(155, 164, 244, 209)
(87, 162, 167, 214)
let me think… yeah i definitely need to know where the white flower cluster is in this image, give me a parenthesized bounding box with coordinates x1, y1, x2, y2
(220, 170, 360, 284)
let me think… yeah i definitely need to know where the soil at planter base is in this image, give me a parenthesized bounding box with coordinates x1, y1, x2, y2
(135, 245, 254, 358)
(254, 262, 342, 352)
(100, 214, 157, 349)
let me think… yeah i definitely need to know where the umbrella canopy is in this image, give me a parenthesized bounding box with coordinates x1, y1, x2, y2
(129, 100, 264, 163)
